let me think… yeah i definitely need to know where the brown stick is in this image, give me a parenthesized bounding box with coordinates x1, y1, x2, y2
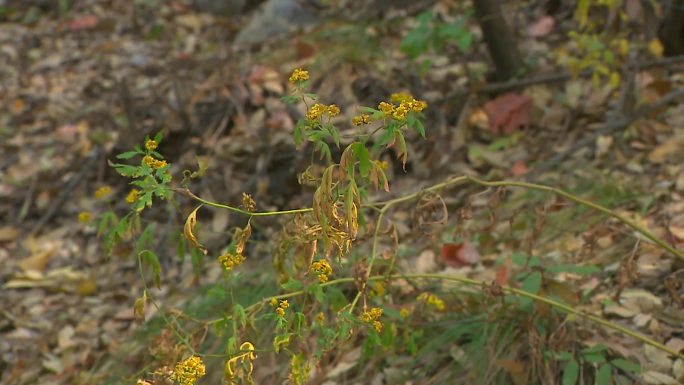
(438, 54, 684, 102)
(527, 87, 684, 177)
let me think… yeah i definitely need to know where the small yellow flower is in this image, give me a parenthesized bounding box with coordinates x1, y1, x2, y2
(418, 293, 445, 311)
(315, 312, 325, 323)
(390, 92, 413, 104)
(373, 159, 389, 171)
(172, 355, 206, 385)
(270, 298, 279, 307)
(218, 252, 245, 271)
(94, 186, 113, 199)
(378, 101, 394, 115)
(279, 300, 289, 309)
(276, 307, 285, 317)
(392, 105, 409, 121)
(126, 189, 140, 204)
(370, 282, 385, 297)
(306, 103, 327, 121)
(351, 114, 370, 126)
(241, 192, 256, 212)
(327, 104, 340, 117)
(145, 139, 158, 152)
(143, 155, 156, 168)
(78, 211, 92, 223)
(360, 307, 383, 323)
(289, 68, 309, 83)
(372, 320, 383, 333)
(412, 99, 428, 112)
(311, 259, 332, 283)
(400, 308, 410, 318)
(142, 155, 168, 169)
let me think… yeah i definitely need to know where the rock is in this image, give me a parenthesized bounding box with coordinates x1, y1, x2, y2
(234, 0, 318, 45)
(193, 0, 247, 16)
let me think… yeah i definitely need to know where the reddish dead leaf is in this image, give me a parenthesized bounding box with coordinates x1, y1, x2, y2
(68, 15, 98, 31)
(441, 241, 481, 268)
(294, 38, 316, 59)
(495, 264, 509, 285)
(528, 16, 555, 38)
(483, 93, 531, 135)
(511, 159, 528, 176)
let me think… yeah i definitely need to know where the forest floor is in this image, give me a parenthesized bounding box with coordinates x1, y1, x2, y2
(1, 1, 684, 384)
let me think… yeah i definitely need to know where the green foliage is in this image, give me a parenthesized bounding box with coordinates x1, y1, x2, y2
(96, 67, 674, 385)
(401, 11, 472, 70)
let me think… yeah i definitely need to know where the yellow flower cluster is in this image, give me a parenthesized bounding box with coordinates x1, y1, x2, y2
(241, 192, 256, 212)
(378, 94, 427, 121)
(417, 292, 445, 311)
(94, 186, 113, 199)
(172, 355, 206, 385)
(271, 299, 289, 317)
(360, 307, 383, 333)
(126, 189, 140, 204)
(289, 68, 309, 83)
(399, 308, 410, 318)
(306, 103, 340, 121)
(218, 251, 245, 271)
(145, 139, 158, 151)
(78, 211, 92, 223)
(351, 114, 370, 126)
(143, 155, 168, 169)
(311, 259, 332, 283)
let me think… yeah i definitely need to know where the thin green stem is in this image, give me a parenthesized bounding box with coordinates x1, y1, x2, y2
(207, 273, 684, 360)
(462, 175, 684, 261)
(179, 188, 312, 216)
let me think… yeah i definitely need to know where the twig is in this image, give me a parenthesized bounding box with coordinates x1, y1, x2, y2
(528, 87, 684, 176)
(31, 148, 100, 235)
(438, 54, 684, 102)
(205, 272, 684, 361)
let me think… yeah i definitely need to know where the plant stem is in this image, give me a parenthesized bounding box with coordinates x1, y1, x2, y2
(207, 272, 684, 360)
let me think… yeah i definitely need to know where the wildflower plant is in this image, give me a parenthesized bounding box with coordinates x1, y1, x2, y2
(97, 67, 681, 384)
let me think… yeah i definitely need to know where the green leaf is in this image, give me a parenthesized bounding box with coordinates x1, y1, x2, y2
(510, 253, 528, 266)
(315, 141, 332, 163)
(140, 250, 161, 288)
(518, 271, 542, 308)
(596, 364, 612, 385)
(582, 344, 608, 354)
(153, 131, 163, 144)
(610, 358, 641, 373)
(116, 151, 140, 160)
(233, 304, 247, 328)
(352, 143, 372, 177)
(359, 106, 380, 114)
(281, 278, 303, 291)
(273, 333, 292, 353)
(308, 284, 325, 303)
(547, 264, 600, 276)
(582, 353, 606, 364)
(111, 163, 142, 177)
(280, 95, 299, 104)
(177, 233, 186, 263)
(556, 351, 574, 361)
(562, 360, 579, 385)
(414, 118, 426, 138)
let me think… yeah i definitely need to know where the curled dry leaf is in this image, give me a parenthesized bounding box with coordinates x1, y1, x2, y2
(528, 15, 555, 38)
(68, 14, 99, 31)
(441, 240, 481, 268)
(483, 93, 532, 135)
(184, 206, 207, 255)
